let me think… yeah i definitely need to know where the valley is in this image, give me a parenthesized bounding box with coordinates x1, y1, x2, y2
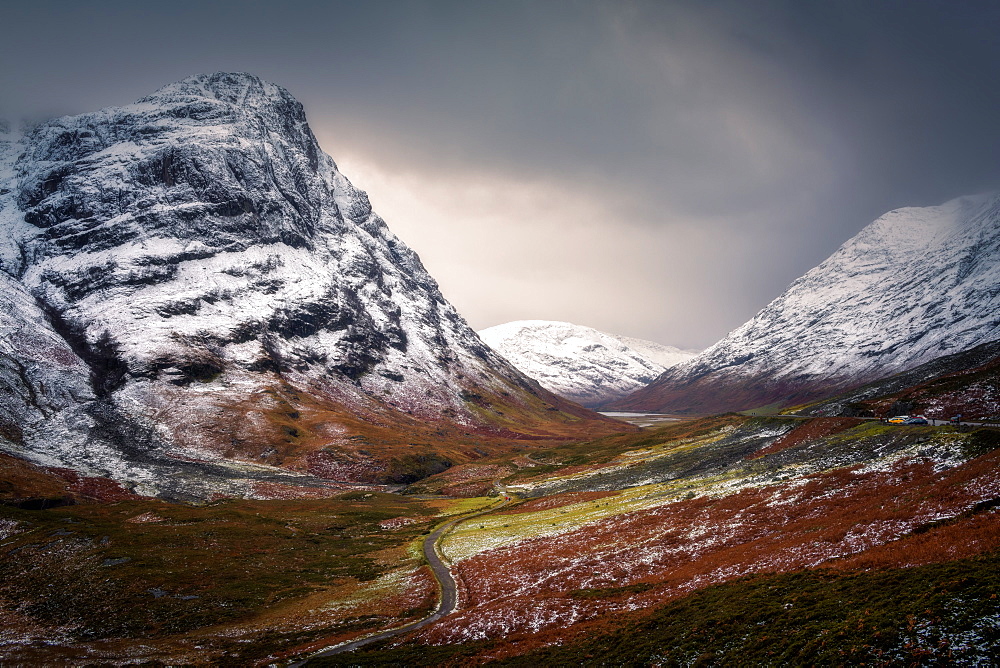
(302, 414, 1000, 666)
(1, 69, 998, 666)
(3, 404, 998, 665)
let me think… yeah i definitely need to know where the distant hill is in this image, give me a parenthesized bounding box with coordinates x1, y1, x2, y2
(479, 320, 695, 407)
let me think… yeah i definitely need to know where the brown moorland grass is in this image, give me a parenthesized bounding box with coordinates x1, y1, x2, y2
(0, 452, 142, 506)
(308, 547, 1000, 667)
(0, 452, 79, 504)
(407, 445, 1000, 654)
(0, 489, 479, 665)
(410, 414, 748, 495)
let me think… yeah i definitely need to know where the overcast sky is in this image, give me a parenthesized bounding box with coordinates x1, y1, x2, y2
(2, 0, 998, 349)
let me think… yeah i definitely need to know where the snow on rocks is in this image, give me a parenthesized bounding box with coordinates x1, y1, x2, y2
(379, 516, 420, 530)
(0, 518, 25, 541)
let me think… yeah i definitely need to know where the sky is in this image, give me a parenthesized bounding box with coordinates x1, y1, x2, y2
(2, 0, 999, 350)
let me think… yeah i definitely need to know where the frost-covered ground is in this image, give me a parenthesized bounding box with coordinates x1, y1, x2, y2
(417, 418, 1000, 649)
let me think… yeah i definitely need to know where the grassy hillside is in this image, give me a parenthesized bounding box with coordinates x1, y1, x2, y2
(0, 470, 489, 665)
(796, 338, 1000, 421)
(303, 415, 1000, 665)
(310, 551, 1000, 666)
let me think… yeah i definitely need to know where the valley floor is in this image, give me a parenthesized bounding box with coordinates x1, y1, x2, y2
(309, 416, 1000, 666)
(1, 414, 998, 665)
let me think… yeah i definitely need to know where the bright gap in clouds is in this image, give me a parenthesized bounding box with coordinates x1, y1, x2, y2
(330, 147, 778, 352)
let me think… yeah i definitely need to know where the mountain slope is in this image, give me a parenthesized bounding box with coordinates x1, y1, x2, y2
(479, 320, 695, 407)
(612, 192, 1000, 414)
(610, 334, 696, 369)
(796, 338, 1000, 420)
(0, 73, 623, 499)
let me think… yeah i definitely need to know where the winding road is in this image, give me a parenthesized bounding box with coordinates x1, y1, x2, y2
(289, 490, 511, 666)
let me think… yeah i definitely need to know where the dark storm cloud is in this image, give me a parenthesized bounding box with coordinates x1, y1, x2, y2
(701, 1, 1000, 206)
(1, 1, 998, 348)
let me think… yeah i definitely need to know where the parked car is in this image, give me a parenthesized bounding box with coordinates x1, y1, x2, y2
(887, 416, 909, 424)
(903, 417, 928, 425)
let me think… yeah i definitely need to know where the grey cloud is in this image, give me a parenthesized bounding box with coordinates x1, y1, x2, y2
(1, 0, 998, 348)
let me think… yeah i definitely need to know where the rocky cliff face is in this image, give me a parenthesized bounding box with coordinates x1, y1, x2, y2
(0, 73, 616, 499)
(479, 320, 695, 407)
(613, 192, 1000, 414)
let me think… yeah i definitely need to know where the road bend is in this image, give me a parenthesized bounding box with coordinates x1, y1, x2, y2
(288, 490, 512, 666)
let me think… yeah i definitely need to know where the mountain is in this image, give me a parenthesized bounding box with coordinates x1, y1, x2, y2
(609, 334, 696, 369)
(478, 320, 696, 407)
(611, 192, 1000, 414)
(0, 73, 623, 499)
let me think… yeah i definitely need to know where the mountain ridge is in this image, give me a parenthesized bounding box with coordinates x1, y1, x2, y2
(610, 192, 1000, 414)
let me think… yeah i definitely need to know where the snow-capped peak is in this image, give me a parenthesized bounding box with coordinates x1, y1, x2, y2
(0, 73, 611, 498)
(614, 191, 1000, 414)
(479, 320, 696, 407)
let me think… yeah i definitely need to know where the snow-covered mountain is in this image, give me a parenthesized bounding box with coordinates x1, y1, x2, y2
(611, 334, 696, 369)
(0, 73, 616, 499)
(479, 320, 696, 407)
(613, 192, 1000, 414)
